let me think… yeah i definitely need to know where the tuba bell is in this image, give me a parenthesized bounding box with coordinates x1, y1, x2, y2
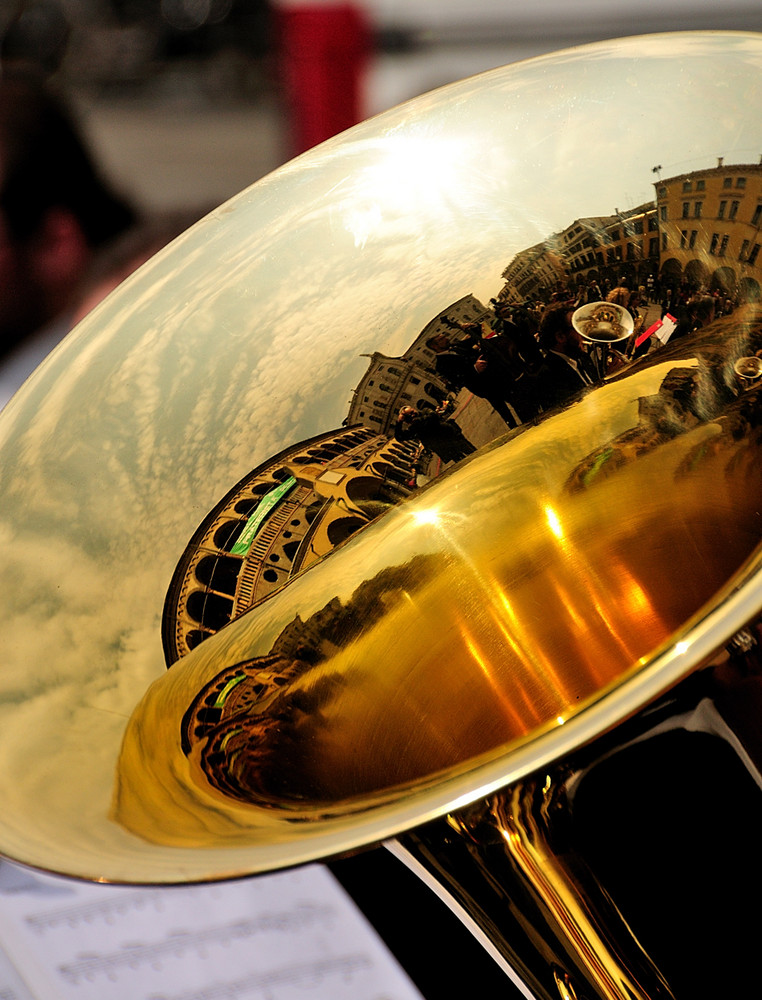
(1, 30, 762, 1000)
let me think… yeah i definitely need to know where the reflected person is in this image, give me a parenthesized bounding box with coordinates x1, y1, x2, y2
(426, 331, 519, 428)
(536, 302, 598, 410)
(393, 403, 476, 465)
(0, 73, 136, 406)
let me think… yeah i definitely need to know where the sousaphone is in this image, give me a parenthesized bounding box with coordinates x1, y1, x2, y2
(1, 31, 762, 1000)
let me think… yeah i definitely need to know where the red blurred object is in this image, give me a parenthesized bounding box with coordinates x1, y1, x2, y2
(275, 2, 372, 155)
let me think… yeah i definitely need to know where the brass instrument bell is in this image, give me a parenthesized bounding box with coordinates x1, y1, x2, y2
(1, 30, 762, 1000)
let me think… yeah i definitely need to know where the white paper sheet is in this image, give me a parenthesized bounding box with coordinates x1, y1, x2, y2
(0, 861, 423, 1000)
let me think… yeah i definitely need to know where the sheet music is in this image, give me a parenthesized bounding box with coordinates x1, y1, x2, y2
(0, 861, 423, 1000)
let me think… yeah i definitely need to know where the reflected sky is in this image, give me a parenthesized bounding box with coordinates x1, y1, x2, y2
(0, 32, 760, 879)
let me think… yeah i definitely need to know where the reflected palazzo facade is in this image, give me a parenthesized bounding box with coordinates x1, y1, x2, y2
(346, 294, 491, 433)
(162, 425, 419, 665)
(658, 160, 762, 297)
(499, 160, 762, 303)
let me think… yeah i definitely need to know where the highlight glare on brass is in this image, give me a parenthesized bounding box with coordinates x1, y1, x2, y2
(1, 28, 762, 1000)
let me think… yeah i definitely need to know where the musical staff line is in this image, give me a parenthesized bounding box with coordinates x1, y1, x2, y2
(146, 954, 372, 1000)
(58, 902, 335, 984)
(25, 891, 170, 934)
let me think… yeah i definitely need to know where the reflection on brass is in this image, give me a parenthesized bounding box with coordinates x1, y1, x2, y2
(734, 355, 762, 383)
(574, 302, 629, 343)
(1, 28, 762, 1000)
(392, 628, 762, 998)
(176, 554, 444, 808)
(162, 425, 420, 664)
(116, 312, 762, 836)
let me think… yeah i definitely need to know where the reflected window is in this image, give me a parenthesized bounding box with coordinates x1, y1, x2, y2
(186, 630, 209, 652)
(282, 540, 300, 562)
(214, 520, 245, 552)
(304, 502, 323, 524)
(195, 555, 240, 596)
(327, 516, 366, 546)
(186, 591, 233, 631)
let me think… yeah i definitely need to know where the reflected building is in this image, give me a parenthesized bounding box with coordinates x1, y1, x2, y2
(163, 295, 497, 668)
(162, 425, 419, 665)
(497, 161, 762, 305)
(499, 205, 659, 302)
(177, 553, 443, 807)
(559, 205, 659, 288)
(346, 294, 490, 433)
(499, 241, 567, 303)
(657, 160, 762, 298)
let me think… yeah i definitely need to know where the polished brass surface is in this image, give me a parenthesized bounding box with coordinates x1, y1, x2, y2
(1, 28, 762, 1000)
(394, 781, 677, 1000)
(116, 317, 762, 840)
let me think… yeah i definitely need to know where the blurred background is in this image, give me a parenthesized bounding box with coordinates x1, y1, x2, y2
(3, 0, 762, 219)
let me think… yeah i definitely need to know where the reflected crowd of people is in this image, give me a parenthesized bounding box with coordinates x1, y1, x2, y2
(660, 279, 739, 337)
(392, 285, 627, 468)
(393, 272, 755, 478)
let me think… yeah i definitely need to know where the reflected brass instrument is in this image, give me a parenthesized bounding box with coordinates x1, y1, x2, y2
(1, 31, 762, 1000)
